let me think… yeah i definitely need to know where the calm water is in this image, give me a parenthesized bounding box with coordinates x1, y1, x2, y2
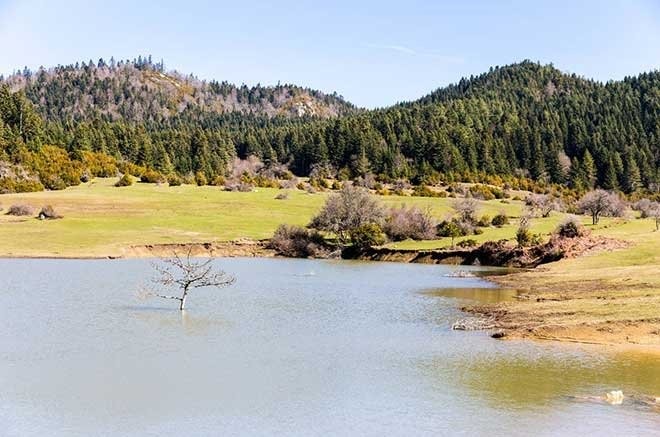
(0, 258, 658, 436)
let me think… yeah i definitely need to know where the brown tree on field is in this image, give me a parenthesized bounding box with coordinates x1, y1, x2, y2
(577, 189, 626, 225)
(145, 250, 235, 310)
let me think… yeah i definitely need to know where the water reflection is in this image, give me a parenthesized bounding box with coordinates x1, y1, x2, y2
(422, 345, 660, 409)
(421, 287, 519, 304)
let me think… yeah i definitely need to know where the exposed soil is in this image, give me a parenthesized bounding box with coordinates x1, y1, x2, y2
(348, 234, 629, 268)
(122, 239, 275, 258)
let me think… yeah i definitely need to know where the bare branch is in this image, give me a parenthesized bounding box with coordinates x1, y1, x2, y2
(143, 250, 235, 310)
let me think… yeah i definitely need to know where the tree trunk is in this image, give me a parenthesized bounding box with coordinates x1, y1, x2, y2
(179, 288, 189, 311)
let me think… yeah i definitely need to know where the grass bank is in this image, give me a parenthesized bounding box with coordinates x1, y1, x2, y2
(0, 177, 530, 257)
(469, 218, 660, 349)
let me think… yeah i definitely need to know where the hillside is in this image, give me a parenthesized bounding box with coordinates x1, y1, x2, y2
(3, 57, 355, 122)
(1, 59, 659, 192)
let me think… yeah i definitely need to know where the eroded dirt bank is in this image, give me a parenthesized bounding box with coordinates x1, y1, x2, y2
(347, 234, 628, 268)
(121, 239, 275, 258)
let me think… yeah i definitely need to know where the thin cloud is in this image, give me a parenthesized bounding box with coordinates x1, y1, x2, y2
(363, 43, 464, 63)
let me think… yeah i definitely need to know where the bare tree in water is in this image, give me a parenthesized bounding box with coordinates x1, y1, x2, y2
(145, 250, 235, 310)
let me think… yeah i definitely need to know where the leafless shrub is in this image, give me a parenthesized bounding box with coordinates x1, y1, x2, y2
(392, 179, 411, 194)
(37, 205, 62, 220)
(7, 204, 34, 216)
(383, 205, 437, 241)
(308, 163, 336, 181)
(260, 162, 292, 180)
(452, 197, 479, 224)
(633, 198, 655, 218)
(268, 224, 330, 258)
(143, 250, 235, 310)
(354, 172, 377, 189)
(309, 184, 385, 244)
(224, 180, 254, 192)
(525, 193, 562, 217)
(231, 155, 263, 179)
(279, 177, 299, 189)
(577, 189, 626, 225)
(650, 203, 660, 231)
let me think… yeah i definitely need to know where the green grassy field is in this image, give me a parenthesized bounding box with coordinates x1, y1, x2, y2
(0, 177, 544, 257)
(473, 217, 660, 347)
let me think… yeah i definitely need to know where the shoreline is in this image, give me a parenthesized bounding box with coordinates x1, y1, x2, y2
(2, 238, 658, 352)
(466, 270, 660, 351)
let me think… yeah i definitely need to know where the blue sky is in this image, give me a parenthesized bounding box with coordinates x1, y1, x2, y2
(1, 0, 659, 108)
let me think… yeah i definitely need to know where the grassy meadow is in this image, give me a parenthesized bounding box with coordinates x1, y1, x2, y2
(0, 177, 519, 257)
(0, 176, 626, 257)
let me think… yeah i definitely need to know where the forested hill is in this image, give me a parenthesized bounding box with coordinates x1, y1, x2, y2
(2, 56, 355, 122)
(248, 61, 659, 190)
(1, 59, 659, 193)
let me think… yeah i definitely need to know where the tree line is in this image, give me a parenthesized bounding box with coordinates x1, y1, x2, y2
(1, 59, 659, 194)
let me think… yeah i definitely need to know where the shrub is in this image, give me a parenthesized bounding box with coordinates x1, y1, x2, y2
(0, 177, 44, 194)
(412, 184, 445, 198)
(115, 174, 133, 187)
(254, 175, 279, 188)
(469, 184, 495, 200)
(354, 173, 377, 189)
(279, 178, 298, 190)
(456, 239, 478, 248)
(577, 189, 626, 225)
(452, 197, 479, 224)
(225, 182, 253, 192)
(275, 192, 289, 200)
(140, 169, 163, 183)
(231, 156, 264, 179)
(268, 225, 329, 258)
(210, 175, 226, 187)
(525, 193, 561, 217)
(37, 205, 62, 220)
(194, 171, 208, 186)
(309, 185, 385, 245)
(436, 220, 464, 247)
(7, 204, 34, 216)
(167, 174, 183, 186)
(383, 205, 437, 241)
(633, 198, 655, 218)
(331, 180, 342, 190)
(516, 216, 533, 247)
(556, 215, 584, 238)
(476, 214, 491, 227)
(491, 213, 509, 227)
(349, 223, 386, 249)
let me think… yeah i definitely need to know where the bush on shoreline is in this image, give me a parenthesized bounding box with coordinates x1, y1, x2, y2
(268, 225, 330, 258)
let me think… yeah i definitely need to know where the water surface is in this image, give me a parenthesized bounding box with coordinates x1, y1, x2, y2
(1, 258, 658, 436)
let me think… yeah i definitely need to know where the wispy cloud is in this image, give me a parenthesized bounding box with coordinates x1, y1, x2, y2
(362, 43, 464, 63)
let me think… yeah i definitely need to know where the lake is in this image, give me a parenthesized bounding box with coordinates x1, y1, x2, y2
(1, 258, 658, 436)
